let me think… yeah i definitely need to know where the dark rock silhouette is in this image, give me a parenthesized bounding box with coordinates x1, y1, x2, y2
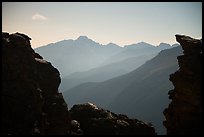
(163, 35, 202, 135)
(1, 32, 156, 135)
(2, 32, 71, 135)
(69, 103, 156, 135)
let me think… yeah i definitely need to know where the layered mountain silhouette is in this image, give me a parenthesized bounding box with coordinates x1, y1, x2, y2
(62, 45, 183, 134)
(60, 55, 153, 91)
(35, 36, 177, 92)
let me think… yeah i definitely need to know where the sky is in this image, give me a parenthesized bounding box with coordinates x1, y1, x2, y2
(2, 2, 202, 48)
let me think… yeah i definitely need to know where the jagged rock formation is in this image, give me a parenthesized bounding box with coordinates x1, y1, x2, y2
(69, 103, 156, 135)
(2, 32, 71, 135)
(1, 32, 156, 135)
(163, 35, 202, 135)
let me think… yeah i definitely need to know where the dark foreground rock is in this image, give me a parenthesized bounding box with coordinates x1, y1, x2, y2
(163, 35, 202, 135)
(69, 103, 156, 135)
(2, 32, 71, 135)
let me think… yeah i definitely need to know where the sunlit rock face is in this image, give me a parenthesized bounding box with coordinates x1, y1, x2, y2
(69, 103, 156, 135)
(2, 32, 71, 135)
(163, 35, 202, 135)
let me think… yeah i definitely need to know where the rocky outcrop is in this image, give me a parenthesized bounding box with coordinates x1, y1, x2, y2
(163, 35, 202, 135)
(69, 103, 156, 135)
(1, 32, 156, 135)
(2, 32, 71, 135)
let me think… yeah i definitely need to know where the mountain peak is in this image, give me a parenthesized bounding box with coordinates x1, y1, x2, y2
(157, 43, 171, 50)
(124, 41, 154, 48)
(158, 42, 171, 47)
(76, 36, 97, 45)
(77, 36, 89, 41)
(137, 41, 154, 46)
(138, 41, 149, 44)
(107, 42, 119, 47)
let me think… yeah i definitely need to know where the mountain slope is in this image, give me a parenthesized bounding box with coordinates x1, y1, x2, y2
(59, 42, 175, 92)
(99, 42, 172, 67)
(106, 46, 183, 134)
(62, 46, 183, 134)
(60, 54, 155, 91)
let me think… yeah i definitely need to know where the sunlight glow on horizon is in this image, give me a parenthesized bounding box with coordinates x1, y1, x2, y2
(2, 2, 202, 48)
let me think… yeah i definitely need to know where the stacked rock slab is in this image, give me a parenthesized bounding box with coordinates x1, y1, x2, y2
(2, 32, 71, 135)
(163, 35, 202, 135)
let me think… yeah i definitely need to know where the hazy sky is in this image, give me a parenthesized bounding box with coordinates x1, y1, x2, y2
(2, 2, 202, 48)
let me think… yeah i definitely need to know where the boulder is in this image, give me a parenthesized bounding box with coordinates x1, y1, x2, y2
(69, 103, 156, 135)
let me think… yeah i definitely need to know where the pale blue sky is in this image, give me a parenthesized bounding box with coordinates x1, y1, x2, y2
(2, 2, 202, 48)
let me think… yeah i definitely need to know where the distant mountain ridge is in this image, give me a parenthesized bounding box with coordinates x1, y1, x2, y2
(35, 36, 176, 76)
